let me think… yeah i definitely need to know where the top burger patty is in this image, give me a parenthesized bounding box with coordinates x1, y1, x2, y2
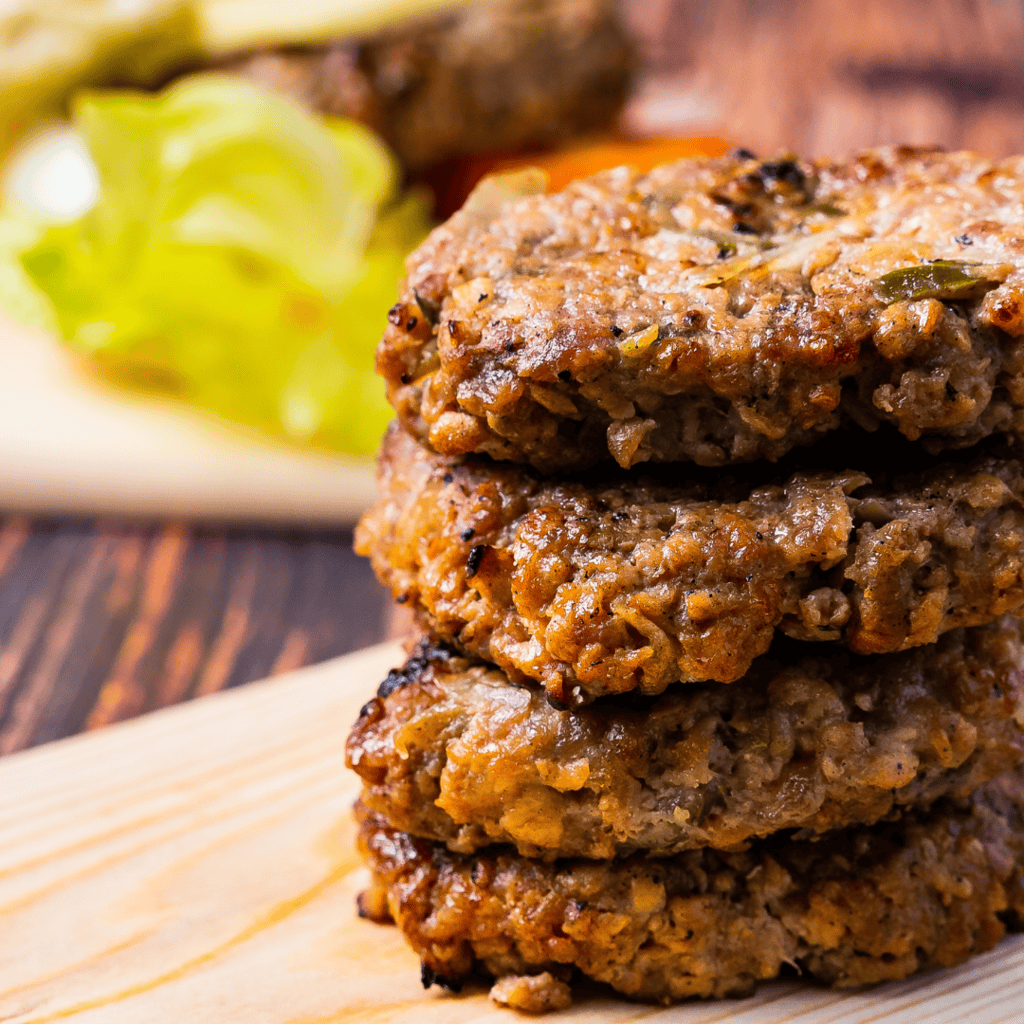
(219, 0, 634, 171)
(379, 146, 1024, 471)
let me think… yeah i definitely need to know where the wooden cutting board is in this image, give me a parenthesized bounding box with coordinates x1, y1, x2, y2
(0, 311, 378, 525)
(1, 639, 1022, 1023)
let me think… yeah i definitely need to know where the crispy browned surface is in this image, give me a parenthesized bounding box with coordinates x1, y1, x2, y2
(348, 622, 1024, 859)
(488, 972, 572, 1013)
(379, 147, 1024, 471)
(355, 424, 1024, 702)
(357, 771, 1024, 1005)
(220, 0, 634, 171)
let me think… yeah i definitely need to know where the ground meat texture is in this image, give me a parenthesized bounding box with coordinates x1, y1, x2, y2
(378, 146, 1024, 471)
(356, 771, 1024, 1007)
(489, 972, 573, 1013)
(355, 424, 1024, 703)
(348, 622, 1024, 860)
(218, 0, 634, 171)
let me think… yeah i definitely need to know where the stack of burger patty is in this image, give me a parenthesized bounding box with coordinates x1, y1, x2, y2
(348, 146, 1024, 1011)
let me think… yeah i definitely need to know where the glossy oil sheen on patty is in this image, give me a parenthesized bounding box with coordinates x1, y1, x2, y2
(356, 424, 1024, 703)
(357, 772, 1024, 1005)
(379, 147, 1024, 470)
(348, 621, 1024, 859)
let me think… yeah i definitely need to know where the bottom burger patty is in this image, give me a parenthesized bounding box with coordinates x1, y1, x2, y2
(348, 619, 1024, 860)
(357, 770, 1024, 1005)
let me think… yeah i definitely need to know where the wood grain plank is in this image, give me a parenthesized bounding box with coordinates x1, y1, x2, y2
(625, 0, 1024, 156)
(0, 521, 391, 754)
(0, 533, 115, 754)
(0, 642, 1020, 1023)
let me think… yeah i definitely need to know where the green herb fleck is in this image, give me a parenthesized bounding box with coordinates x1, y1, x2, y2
(874, 260, 1003, 303)
(806, 201, 847, 217)
(693, 229, 739, 257)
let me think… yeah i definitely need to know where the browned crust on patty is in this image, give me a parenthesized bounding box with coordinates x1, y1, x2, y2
(355, 424, 1024, 702)
(220, 0, 634, 171)
(348, 621, 1024, 859)
(357, 771, 1024, 1004)
(378, 147, 1024, 471)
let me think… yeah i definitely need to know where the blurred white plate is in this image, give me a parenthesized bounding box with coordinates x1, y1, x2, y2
(0, 313, 378, 524)
(0, 128, 378, 526)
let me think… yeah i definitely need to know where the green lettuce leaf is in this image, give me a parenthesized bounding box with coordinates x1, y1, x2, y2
(19, 73, 431, 456)
(0, 214, 57, 334)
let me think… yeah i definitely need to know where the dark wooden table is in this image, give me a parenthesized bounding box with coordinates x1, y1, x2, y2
(5, 0, 1024, 754)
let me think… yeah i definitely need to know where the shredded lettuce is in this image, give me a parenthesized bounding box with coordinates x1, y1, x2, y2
(0, 214, 57, 334)
(18, 74, 431, 456)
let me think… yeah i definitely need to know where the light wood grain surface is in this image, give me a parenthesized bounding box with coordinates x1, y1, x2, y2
(2, 640, 1022, 1023)
(6, 0, 1024, 758)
